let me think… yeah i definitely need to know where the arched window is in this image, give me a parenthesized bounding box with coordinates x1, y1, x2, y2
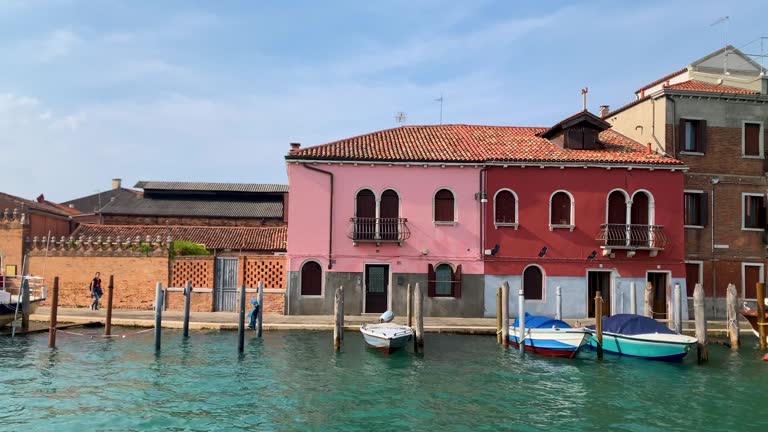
(523, 265, 544, 300)
(427, 263, 462, 298)
(355, 189, 376, 240)
(494, 190, 517, 225)
(434, 189, 455, 223)
(380, 189, 400, 240)
(435, 264, 453, 295)
(630, 191, 652, 247)
(550, 191, 573, 227)
(606, 190, 628, 246)
(300, 261, 322, 296)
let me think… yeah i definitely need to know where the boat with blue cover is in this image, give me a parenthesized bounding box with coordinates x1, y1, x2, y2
(586, 314, 697, 362)
(509, 313, 591, 358)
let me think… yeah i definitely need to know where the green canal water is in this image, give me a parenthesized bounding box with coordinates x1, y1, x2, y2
(1, 329, 766, 431)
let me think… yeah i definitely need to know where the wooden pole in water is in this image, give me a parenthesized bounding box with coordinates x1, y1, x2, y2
(406, 283, 412, 328)
(693, 283, 708, 363)
(757, 282, 766, 349)
(48, 276, 59, 349)
(182, 281, 192, 338)
(257, 281, 264, 338)
(644, 281, 653, 318)
(501, 282, 509, 348)
(630, 282, 637, 315)
(238, 283, 246, 353)
(333, 286, 341, 351)
(414, 282, 424, 353)
(21, 277, 30, 331)
(340, 285, 344, 340)
(104, 275, 114, 336)
(726, 283, 739, 349)
(555, 285, 562, 321)
(595, 290, 603, 359)
(673, 283, 682, 333)
(518, 286, 525, 354)
(496, 286, 502, 344)
(154, 282, 163, 351)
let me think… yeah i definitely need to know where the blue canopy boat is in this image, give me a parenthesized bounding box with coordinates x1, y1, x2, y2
(586, 314, 697, 362)
(510, 313, 591, 358)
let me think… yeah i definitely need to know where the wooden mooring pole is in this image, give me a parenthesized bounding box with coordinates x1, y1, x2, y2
(555, 286, 562, 321)
(630, 282, 637, 315)
(518, 286, 525, 354)
(257, 281, 264, 338)
(496, 286, 502, 344)
(406, 283, 413, 328)
(104, 275, 114, 336)
(501, 282, 509, 348)
(757, 282, 766, 349)
(238, 283, 246, 353)
(182, 281, 192, 338)
(21, 277, 30, 331)
(644, 282, 653, 318)
(673, 283, 682, 333)
(48, 277, 59, 349)
(154, 282, 163, 351)
(595, 290, 603, 360)
(726, 283, 739, 349)
(333, 286, 342, 351)
(693, 283, 708, 363)
(414, 282, 424, 353)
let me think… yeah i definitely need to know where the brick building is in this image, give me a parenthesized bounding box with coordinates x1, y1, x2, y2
(604, 46, 768, 317)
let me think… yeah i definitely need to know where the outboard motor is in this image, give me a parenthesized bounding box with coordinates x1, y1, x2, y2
(379, 310, 395, 323)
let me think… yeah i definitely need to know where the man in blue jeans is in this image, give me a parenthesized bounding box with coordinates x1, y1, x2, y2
(90, 272, 103, 310)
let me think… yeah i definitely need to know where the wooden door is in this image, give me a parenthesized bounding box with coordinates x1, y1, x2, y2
(588, 271, 611, 318)
(365, 265, 388, 313)
(744, 265, 762, 299)
(380, 190, 399, 241)
(630, 193, 649, 247)
(647, 272, 667, 319)
(355, 189, 376, 240)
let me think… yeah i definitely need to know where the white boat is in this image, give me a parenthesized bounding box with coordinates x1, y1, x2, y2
(0, 276, 46, 327)
(586, 314, 698, 362)
(360, 311, 413, 354)
(509, 314, 591, 358)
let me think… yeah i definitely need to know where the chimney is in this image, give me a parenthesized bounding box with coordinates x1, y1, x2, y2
(761, 76, 768, 95)
(646, 143, 652, 154)
(599, 105, 610, 118)
(289, 142, 301, 153)
(112, 178, 122, 190)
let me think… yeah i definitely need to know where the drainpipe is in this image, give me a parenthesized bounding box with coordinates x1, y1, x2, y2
(710, 177, 719, 317)
(668, 96, 677, 157)
(480, 166, 489, 259)
(304, 164, 334, 269)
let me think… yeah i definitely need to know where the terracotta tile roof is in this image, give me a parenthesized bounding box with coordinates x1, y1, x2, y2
(0, 191, 74, 218)
(286, 123, 682, 166)
(36, 195, 81, 215)
(665, 80, 759, 94)
(72, 224, 287, 251)
(635, 67, 688, 93)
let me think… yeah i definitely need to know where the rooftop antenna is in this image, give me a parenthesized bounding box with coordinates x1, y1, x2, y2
(710, 16, 730, 75)
(434, 95, 444, 124)
(395, 111, 407, 125)
(581, 87, 588, 111)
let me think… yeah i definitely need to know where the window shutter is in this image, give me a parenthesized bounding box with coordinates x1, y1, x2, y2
(677, 118, 686, 155)
(427, 263, 436, 297)
(698, 120, 707, 153)
(452, 264, 462, 298)
(701, 192, 709, 227)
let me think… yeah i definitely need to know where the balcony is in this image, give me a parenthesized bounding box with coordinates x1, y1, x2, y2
(348, 217, 410, 245)
(595, 224, 668, 257)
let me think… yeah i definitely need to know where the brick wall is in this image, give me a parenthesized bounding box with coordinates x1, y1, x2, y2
(0, 218, 26, 291)
(102, 215, 285, 227)
(668, 125, 768, 177)
(166, 289, 214, 312)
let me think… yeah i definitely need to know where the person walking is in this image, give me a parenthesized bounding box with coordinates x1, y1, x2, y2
(90, 272, 103, 310)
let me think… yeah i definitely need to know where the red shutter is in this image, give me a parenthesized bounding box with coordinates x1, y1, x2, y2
(495, 191, 516, 224)
(745, 123, 761, 156)
(701, 192, 709, 227)
(745, 265, 761, 299)
(698, 120, 707, 153)
(677, 118, 686, 155)
(551, 193, 571, 225)
(685, 263, 700, 297)
(452, 264, 462, 298)
(427, 263, 436, 297)
(434, 189, 455, 222)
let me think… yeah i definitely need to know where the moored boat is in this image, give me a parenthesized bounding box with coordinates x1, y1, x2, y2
(360, 311, 413, 354)
(0, 276, 46, 327)
(586, 314, 697, 362)
(509, 313, 591, 358)
(739, 299, 768, 343)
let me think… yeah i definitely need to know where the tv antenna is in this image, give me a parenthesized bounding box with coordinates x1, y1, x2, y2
(434, 95, 444, 124)
(395, 111, 407, 124)
(710, 16, 730, 74)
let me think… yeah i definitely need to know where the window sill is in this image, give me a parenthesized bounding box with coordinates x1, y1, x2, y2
(429, 295, 458, 299)
(742, 155, 764, 159)
(495, 222, 519, 230)
(679, 151, 705, 156)
(684, 225, 705, 229)
(742, 227, 764, 232)
(434, 221, 457, 226)
(300, 294, 324, 298)
(549, 224, 575, 232)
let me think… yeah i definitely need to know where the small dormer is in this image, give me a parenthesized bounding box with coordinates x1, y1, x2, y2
(539, 110, 611, 150)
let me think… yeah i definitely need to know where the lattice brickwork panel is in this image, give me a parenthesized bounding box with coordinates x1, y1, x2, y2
(172, 258, 214, 288)
(245, 256, 286, 289)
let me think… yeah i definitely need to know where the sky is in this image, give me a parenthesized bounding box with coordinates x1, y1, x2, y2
(1, 0, 767, 201)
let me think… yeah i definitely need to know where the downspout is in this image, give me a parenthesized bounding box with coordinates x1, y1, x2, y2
(304, 164, 334, 269)
(480, 166, 489, 259)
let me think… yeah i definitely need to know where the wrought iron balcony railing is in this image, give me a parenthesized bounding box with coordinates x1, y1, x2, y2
(595, 224, 668, 253)
(348, 217, 410, 245)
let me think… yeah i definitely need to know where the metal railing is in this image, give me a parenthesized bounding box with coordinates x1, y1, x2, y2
(348, 217, 411, 243)
(595, 224, 668, 249)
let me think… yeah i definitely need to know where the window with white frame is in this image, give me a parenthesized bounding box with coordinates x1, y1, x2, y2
(743, 121, 764, 158)
(494, 189, 518, 226)
(743, 193, 766, 230)
(684, 191, 707, 227)
(549, 191, 574, 229)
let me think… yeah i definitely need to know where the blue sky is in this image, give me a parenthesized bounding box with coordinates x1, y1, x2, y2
(1, 0, 766, 201)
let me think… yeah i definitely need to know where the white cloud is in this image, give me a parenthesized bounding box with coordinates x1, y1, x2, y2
(37, 29, 81, 62)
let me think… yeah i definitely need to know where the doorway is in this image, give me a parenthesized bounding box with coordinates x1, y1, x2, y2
(214, 257, 239, 312)
(587, 271, 611, 318)
(647, 272, 668, 319)
(365, 264, 389, 313)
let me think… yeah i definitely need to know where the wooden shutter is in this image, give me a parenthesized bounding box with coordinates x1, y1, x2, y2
(745, 265, 761, 299)
(435, 189, 455, 222)
(427, 263, 436, 297)
(607, 191, 626, 224)
(685, 263, 700, 297)
(495, 191, 516, 224)
(523, 266, 543, 300)
(700, 192, 709, 227)
(551, 193, 570, 225)
(745, 123, 761, 156)
(301, 261, 322, 296)
(452, 264, 462, 298)
(583, 128, 598, 149)
(677, 118, 686, 155)
(698, 120, 707, 153)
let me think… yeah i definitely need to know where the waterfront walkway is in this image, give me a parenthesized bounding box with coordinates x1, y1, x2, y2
(27, 307, 756, 338)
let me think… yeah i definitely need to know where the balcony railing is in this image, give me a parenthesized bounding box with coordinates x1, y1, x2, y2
(348, 217, 410, 245)
(595, 224, 667, 255)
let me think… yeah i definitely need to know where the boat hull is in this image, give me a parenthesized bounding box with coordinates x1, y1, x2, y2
(588, 332, 696, 362)
(509, 327, 591, 358)
(0, 299, 43, 327)
(739, 309, 768, 343)
(360, 324, 413, 354)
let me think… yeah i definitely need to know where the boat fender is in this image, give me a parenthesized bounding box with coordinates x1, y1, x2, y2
(379, 310, 394, 323)
(763, 353, 768, 362)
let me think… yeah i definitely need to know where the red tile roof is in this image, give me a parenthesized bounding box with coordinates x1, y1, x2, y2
(665, 80, 759, 94)
(635, 67, 688, 93)
(72, 224, 287, 251)
(286, 123, 682, 166)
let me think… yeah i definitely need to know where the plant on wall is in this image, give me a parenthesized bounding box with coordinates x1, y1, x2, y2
(171, 240, 210, 257)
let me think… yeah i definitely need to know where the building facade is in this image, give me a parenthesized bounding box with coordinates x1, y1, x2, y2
(605, 46, 768, 317)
